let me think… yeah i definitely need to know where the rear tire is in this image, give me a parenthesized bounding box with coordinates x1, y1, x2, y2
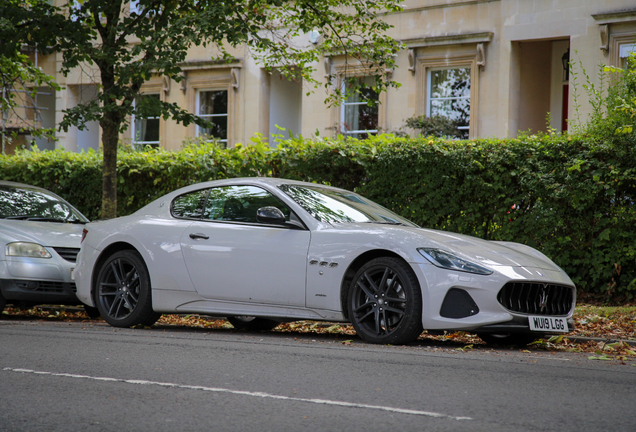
(95, 250, 160, 328)
(227, 316, 280, 331)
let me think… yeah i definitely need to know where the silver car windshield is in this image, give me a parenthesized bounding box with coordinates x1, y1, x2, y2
(0, 185, 89, 223)
(279, 184, 417, 226)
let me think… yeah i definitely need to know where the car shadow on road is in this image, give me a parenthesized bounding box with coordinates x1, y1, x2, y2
(3, 308, 593, 355)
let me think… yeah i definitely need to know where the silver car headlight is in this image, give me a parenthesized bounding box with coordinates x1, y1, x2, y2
(418, 248, 492, 275)
(5, 242, 52, 259)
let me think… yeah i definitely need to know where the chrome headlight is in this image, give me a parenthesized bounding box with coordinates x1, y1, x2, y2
(5, 242, 52, 259)
(418, 248, 492, 275)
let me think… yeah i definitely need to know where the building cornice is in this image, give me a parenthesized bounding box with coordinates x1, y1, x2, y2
(178, 59, 243, 71)
(389, 0, 500, 15)
(592, 8, 636, 25)
(402, 32, 494, 48)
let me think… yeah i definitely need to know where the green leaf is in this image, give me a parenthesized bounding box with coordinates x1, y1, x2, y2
(589, 355, 614, 361)
(548, 335, 565, 344)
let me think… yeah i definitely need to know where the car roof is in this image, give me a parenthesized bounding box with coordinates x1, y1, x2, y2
(0, 180, 62, 196)
(165, 177, 351, 198)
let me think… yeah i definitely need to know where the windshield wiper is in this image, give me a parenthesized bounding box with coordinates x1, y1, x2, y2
(360, 220, 407, 226)
(26, 217, 69, 223)
(5, 215, 86, 223)
(5, 215, 66, 223)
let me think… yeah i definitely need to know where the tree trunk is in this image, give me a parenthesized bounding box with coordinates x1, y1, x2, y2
(97, 54, 122, 220)
(100, 117, 118, 220)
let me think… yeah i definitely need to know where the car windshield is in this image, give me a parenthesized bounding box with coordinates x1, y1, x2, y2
(279, 184, 417, 226)
(0, 185, 89, 223)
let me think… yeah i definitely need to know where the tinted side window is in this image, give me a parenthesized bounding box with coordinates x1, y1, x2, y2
(203, 185, 291, 223)
(171, 189, 208, 219)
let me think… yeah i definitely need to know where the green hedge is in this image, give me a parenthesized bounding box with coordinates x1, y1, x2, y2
(1, 135, 635, 300)
(0, 142, 272, 219)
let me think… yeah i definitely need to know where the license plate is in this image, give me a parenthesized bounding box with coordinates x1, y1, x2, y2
(70, 268, 75, 281)
(528, 316, 568, 332)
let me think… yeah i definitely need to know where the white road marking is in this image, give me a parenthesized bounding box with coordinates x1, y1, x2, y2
(3, 367, 471, 421)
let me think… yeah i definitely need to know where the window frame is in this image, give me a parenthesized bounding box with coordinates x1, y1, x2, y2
(340, 76, 380, 139)
(610, 32, 636, 69)
(195, 89, 229, 145)
(131, 93, 161, 149)
(618, 42, 636, 69)
(426, 66, 472, 138)
(329, 62, 387, 138)
(415, 52, 480, 139)
(185, 69, 237, 148)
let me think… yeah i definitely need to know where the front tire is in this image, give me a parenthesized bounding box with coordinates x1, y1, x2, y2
(348, 257, 423, 344)
(227, 316, 280, 331)
(95, 250, 160, 328)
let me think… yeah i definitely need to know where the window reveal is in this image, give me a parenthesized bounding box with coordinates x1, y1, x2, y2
(427, 68, 471, 139)
(341, 76, 379, 139)
(132, 94, 160, 147)
(197, 90, 228, 144)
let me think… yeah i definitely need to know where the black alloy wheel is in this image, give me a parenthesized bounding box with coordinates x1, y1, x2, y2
(348, 257, 423, 344)
(227, 316, 280, 331)
(95, 250, 160, 328)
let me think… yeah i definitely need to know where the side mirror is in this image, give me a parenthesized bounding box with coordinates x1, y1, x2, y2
(256, 206, 286, 224)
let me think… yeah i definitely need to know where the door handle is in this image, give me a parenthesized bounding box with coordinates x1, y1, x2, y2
(189, 233, 209, 240)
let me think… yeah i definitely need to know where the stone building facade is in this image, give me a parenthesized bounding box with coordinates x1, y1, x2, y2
(9, 0, 636, 153)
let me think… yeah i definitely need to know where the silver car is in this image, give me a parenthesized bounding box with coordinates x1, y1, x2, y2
(0, 181, 98, 317)
(75, 177, 576, 345)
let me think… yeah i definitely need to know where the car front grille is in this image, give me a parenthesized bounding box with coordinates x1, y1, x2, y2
(497, 282, 574, 316)
(52, 247, 80, 263)
(15, 280, 76, 293)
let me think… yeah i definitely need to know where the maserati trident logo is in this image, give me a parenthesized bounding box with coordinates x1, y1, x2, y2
(539, 286, 549, 313)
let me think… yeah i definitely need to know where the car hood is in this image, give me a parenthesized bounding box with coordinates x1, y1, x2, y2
(0, 220, 85, 248)
(341, 223, 561, 271)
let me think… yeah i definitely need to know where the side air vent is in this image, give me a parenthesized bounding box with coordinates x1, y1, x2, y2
(440, 288, 480, 319)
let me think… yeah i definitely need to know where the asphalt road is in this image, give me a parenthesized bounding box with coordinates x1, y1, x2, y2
(1, 319, 634, 432)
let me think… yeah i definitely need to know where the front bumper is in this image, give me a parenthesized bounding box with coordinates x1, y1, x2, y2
(0, 252, 80, 305)
(471, 315, 576, 335)
(0, 278, 79, 304)
(411, 262, 576, 333)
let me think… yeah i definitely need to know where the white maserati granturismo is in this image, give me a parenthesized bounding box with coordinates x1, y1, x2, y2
(74, 177, 575, 345)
